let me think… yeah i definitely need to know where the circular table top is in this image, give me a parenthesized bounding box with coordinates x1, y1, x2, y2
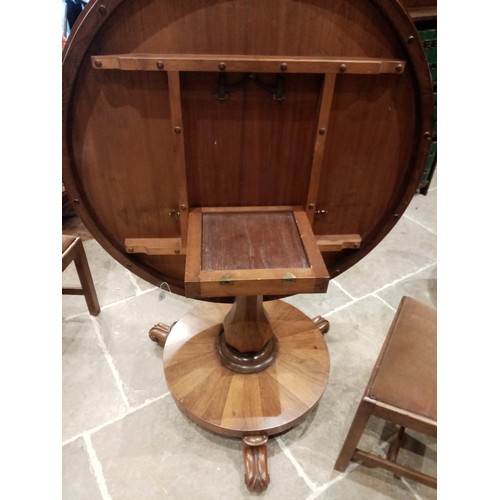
(63, 0, 433, 298)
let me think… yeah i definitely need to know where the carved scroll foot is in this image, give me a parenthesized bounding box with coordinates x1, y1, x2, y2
(242, 435, 270, 492)
(312, 316, 330, 334)
(148, 322, 175, 348)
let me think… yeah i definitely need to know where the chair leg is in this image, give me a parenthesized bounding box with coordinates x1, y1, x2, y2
(73, 239, 101, 316)
(334, 399, 373, 472)
(387, 425, 406, 463)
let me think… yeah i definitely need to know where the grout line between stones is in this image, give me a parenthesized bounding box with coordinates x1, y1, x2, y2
(373, 294, 397, 312)
(331, 279, 356, 300)
(323, 261, 436, 319)
(62, 286, 158, 322)
(63, 393, 169, 447)
(83, 433, 113, 500)
(124, 268, 148, 295)
(90, 316, 131, 410)
(304, 469, 354, 499)
(402, 476, 425, 500)
(276, 437, 319, 493)
(402, 212, 436, 235)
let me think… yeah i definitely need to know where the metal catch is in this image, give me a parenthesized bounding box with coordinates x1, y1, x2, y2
(220, 274, 234, 285)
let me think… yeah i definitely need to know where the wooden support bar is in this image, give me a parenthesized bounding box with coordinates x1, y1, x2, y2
(91, 54, 406, 75)
(62, 288, 85, 296)
(124, 233, 361, 255)
(315, 234, 362, 252)
(125, 238, 185, 255)
(167, 71, 189, 247)
(306, 73, 337, 224)
(352, 449, 437, 489)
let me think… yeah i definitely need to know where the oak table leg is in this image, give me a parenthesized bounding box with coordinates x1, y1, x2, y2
(163, 299, 330, 491)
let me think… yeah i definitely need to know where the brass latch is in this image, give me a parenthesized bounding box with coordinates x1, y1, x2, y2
(220, 273, 234, 285)
(282, 272, 296, 284)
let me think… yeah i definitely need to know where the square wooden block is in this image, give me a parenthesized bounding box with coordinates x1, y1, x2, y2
(185, 206, 330, 298)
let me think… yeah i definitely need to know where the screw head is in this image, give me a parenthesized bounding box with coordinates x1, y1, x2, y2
(180, 204, 187, 211)
(408, 35, 415, 43)
(218, 62, 226, 71)
(280, 63, 288, 72)
(98, 4, 107, 15)
(396, 63, 403, 73)
(156, 61, 164, 70)
(174, 126, 181, 134)
(319, 128, 326, 135)
(339, 64, 347, 73)
(94, 59, 102, 68)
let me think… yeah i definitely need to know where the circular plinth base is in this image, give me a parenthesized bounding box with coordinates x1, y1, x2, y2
(163, 299, 330, 437)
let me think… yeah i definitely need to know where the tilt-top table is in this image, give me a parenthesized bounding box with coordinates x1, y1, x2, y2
(63, 0, 433, 491)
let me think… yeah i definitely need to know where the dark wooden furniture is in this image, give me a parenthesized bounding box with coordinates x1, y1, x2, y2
(401, 0, 437, 194)
(334, 296, 437, 488)
(62, 235, 100, 316)
(401, 0, 436, 21)
(62, 0, 433, 491)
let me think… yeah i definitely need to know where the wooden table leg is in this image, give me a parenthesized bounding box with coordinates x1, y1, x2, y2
(242, 435, 270, 492)
(312, 315, 330, 334)
(148, 322, 176, 348)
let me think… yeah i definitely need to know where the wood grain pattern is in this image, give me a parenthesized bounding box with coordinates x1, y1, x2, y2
(201, 212, 309, 271)
(184, 207, 330, 298)
(62, 0, 434, 294)
(163, 300, 330, 436)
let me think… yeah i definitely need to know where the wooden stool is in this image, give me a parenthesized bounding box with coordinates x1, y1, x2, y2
(334, 296, 436, 488)
(62, 235, 100, 316)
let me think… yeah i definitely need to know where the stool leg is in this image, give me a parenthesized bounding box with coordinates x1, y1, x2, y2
(73, 239, 101, 316)
(334, 399, 373, 472)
